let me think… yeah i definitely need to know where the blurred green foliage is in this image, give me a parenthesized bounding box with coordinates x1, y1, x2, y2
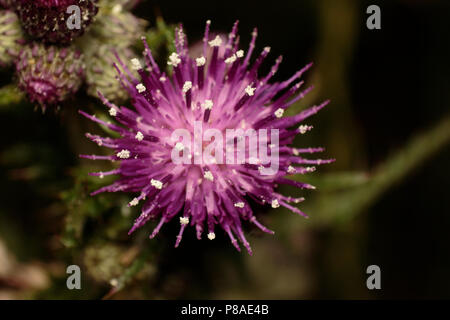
(0, 0, 449, 300)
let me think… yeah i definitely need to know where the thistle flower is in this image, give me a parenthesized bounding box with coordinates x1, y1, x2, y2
(80, 21, 334, 254)
(16, 42, 84, 108)
(15, 0, 98, 44)
(85, 44, 135, 103)
(0, 10, 25, 67)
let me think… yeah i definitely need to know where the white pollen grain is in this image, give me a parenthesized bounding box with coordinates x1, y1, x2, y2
(207, 232, 216, 240)
(167, 52, 181, 67)
(225, 54, 237, 64)
(271, 199, 280, 208)
(208, 35, 222, 47)
(196, 56, 206, 66)
(234, 202, 245, 208)
(203, 171, 214, 181)
(274, 108, 284, 118)
(117, 149, 130, 159)
(236, 50, 244, 58)
(182, 81, 192, 93)
(151, 179, 163, 189)
(202, 99, 213, 110)
(129, 198, 139, 206)
(299, 125, 310, 134)
(136, 83, 146, 93)
(109, 108, 117, 116)
(245, 85, 256, 96)
(135, 131, 144, 141)
(131, 58, 142, 70)
(180, 216, 189, 225)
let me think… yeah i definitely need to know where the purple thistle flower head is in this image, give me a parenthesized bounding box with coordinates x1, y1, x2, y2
(80, 21, 334, 254)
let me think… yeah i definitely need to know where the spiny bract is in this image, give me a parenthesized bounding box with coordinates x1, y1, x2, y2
(0, 9, 25, 67)
(16, 42, 84, 108)
(85, 44, 136, 103)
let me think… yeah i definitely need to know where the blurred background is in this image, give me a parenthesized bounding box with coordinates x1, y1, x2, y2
(0, 0, 449, 299)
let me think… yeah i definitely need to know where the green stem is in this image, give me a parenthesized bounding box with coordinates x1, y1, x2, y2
(102, 248, 152, 299)
(275, 115, 450, 232)
(315, 114, 450, 226)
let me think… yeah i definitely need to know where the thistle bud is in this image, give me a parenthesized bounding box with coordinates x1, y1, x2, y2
(16, 43, 84, 108)
(15, 0, 98, 44)
(0, 10, 25, 67)
(85, 44, 135, 103)
(87, 0, 146, 48)
(99, 0, 142, 12)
